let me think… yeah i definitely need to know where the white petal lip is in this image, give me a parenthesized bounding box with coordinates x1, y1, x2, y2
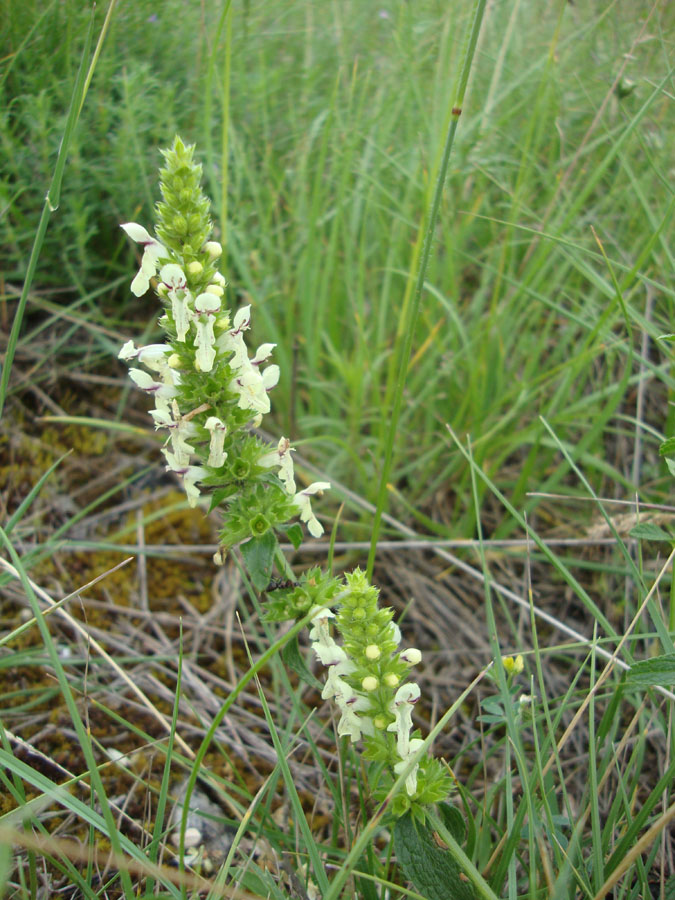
(118, 340, 137, 360)
(251, 343, 276, 364)
(262, 365, 280, 390)
(160, 263, 187, 289)
(120, 222, 155, 244)
(232, 305, 251, 332)
(300, 481, 331, 496)
(394, 683, 421, 705)
(121, 222, 167, 296)
(194, 293, 221, 314)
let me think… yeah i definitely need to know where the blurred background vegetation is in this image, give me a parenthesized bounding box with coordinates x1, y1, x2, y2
(2, 0, 673, 536)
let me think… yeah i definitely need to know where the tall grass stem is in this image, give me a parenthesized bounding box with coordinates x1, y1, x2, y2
(366, 0, 488, 579)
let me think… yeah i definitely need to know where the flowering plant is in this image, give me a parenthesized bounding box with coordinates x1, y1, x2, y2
(118, 137, 455, 853)
(118, 137, 328, 560)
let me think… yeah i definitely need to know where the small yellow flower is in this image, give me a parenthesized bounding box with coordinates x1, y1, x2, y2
(502, 654, 524, 675)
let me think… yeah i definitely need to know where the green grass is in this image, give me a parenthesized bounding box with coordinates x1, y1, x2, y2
(1, 0, 675, 897)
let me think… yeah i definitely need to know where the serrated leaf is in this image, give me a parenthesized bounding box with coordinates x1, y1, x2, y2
(394, 811, 475, 900)
(240, 531, 277, 591)
(628, 523, 672, 542)
(208, 485, 236, 512)
(627, 654, 675, 688)
(659, 437, 675, 458)
(282, 634, 323, 692)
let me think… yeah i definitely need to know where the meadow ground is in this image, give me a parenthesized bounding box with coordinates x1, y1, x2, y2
(1, 0, 674, 897)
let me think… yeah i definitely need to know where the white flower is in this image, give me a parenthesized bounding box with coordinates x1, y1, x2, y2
(250, 343, 276, 365)
(216, 305, 251, 369)
(231, 364, 280, 416)
(387, 682, 424, 795)
(128, 368, 177, 407)
(292, 482, 330, 538)
(334, 683, 374, 742)
(121, 223, 167, 296)
(387, 682, 420, 760)
(313, 642, 349, 669)
(183, 465, 209, 507)
(149, 407, 173, 427)
(308, 606, 336, 645)
(393, 737, 425, 796)
(192, 293, 221, 371)
(160, 264, 191, 342)
(259, 437, 296, 494)
(118, 340, 137, 360)
(161, 454, 209, 507)
(400, 648, 422, 666)
(205, 416, 227, 467)
(320, 651, 355, 702)
(164, 405, 196, 466)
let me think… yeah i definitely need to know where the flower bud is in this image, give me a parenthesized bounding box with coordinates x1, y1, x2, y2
(384, 672, 400, 688)
(187, 261, 203, 275)
(362, 675, 379, 692)
(204, 283, 224, 297)
(365, 644, 381, 660)
(204, 240, 222, 258)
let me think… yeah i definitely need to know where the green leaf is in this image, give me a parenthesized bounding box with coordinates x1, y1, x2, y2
(438, 802, 466, 843)
(285, 523, 304, 550)
(240, 531, 277, 591)
(281, 634, 323, 692)
(628, 523, 672, 542)
(666, 458, 675, 479)
(393, 811, 475, 900)
(627, 654, 675, 688)
(208, 485, 236, 511)
(659, 437, 675, 458)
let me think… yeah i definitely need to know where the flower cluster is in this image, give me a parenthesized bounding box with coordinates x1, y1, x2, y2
(118, 137, 328, 551)
(306, 569, 451, 813)
(120, 138, 450, 821)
